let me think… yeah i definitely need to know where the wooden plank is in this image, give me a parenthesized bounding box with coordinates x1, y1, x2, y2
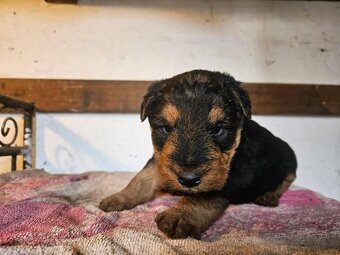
(43, 0, 340, 3)
(0, 79, 340, 115)
(0, 95, 35, 112)
(0, 79, 150, 113)
(244, 83, 340, 115)
(45, 0, 78, 3)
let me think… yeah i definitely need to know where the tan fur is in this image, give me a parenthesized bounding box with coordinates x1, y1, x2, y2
(202, 129, 242, 191)
(153, 132, 179, 191)
(274, 173, 296, 197)
(99, 162, 160, 212)
(208, 107, 225, 123)
(155, 129, 242, 194)
(225, 129, 242, 159)
(162, 104, 179, 126)
(155, 194, 229, 239)
(254, 173, 296, 207)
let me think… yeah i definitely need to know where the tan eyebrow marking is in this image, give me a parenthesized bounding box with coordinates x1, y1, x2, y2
(162, 104, 180, 126)
(208, 107, 225, 123)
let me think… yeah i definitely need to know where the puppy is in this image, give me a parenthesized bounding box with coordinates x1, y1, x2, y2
(99, 70, 297, 239)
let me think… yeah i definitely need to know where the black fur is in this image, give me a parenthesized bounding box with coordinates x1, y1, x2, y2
(224, 119, 297, 203)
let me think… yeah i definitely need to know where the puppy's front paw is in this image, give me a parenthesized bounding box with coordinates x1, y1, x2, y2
(155, 208, 200, 239)
(99, 194, 129, 212)
(254, 192, 279, 207)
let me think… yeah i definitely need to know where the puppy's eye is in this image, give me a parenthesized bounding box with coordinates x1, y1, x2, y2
(162, 125, 173, 134)
(211, 126, 226, 137)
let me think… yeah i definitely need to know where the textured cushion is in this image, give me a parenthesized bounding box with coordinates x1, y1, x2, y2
(0, 170, 339, 254)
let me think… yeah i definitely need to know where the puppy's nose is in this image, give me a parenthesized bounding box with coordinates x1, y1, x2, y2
(177, 172, 202, 188)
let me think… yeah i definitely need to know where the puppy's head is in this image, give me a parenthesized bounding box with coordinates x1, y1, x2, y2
(141, 70, 251, 194)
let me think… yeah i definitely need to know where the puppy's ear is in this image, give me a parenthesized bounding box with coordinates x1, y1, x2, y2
(220, 72, 251, 119)
(231, 85, 251, 119)
(140, 82, 162, 122)
(140, 93, 154, 122)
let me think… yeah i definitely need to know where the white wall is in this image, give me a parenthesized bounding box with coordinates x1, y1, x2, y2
(35, 113, 340, 200)
(0, 0, 339, 199)
(1, 0, 340, 83)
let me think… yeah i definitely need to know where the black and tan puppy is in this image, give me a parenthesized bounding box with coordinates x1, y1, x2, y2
(99, 70, 297, 239)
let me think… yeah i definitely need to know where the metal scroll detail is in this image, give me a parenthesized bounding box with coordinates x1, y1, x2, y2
(0, 95, 35, 171)
(0, 117, 18, 147)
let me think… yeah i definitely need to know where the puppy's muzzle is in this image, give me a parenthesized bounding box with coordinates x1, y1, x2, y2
(177, 172, 202, 188)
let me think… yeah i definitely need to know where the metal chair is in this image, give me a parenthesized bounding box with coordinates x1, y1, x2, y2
(0, 95, 35, 171)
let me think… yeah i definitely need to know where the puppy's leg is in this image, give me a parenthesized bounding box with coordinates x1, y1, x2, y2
(254, 173, 296, 207)
(155, 194, 229, 239)
(99, 159, 160, 212)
